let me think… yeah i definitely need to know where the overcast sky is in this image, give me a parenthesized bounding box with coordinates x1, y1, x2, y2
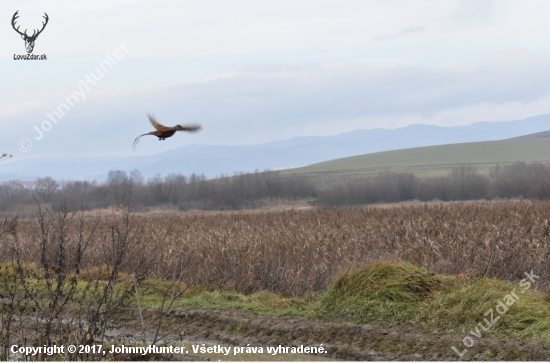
(3, 0, 550, 158)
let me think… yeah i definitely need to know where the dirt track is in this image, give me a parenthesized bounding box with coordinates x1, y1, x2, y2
(108, 307, 550, 361)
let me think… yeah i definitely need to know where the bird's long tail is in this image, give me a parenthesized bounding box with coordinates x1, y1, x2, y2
(132, 133, 150, 151)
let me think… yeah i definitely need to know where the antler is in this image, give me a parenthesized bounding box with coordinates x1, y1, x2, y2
(32, 13, 49, 38)
(11, 11, 49, 39)
(11, 11, 26, 37)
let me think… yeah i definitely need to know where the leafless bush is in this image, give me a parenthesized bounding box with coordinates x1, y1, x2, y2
(0, 181, 30, 211)
(491, 162, 547, 198)
(318, 172, 419, 207)
(61, 180, 94, 210)
(0, 216, 24, 360)
(34, 176, 60, 203)
(0, 195, 150, 359)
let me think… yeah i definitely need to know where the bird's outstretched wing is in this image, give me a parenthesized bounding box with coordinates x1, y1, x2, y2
(178, 124, 202, 132)
(0, 153, 12, 161)
(148, 114, 167, 130)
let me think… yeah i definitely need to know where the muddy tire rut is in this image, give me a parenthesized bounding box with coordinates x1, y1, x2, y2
(107, 307, 550, 361)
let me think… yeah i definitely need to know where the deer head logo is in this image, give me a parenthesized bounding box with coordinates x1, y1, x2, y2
(12, 11, 49, 54)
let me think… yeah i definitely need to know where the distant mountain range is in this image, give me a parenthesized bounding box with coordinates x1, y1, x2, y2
(3, 113, 550, 182)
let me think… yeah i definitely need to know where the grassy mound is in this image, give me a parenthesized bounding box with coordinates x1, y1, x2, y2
(316, 261, 550, 346)
(318, 261, 443, 323)
(414, 276, 550, 341)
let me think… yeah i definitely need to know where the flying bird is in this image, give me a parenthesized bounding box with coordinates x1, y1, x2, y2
(133, 114, 201, 151)
(0, 154, 12, 161)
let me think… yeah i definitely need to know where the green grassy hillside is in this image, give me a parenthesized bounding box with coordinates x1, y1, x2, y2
(281, 138, 550, 188)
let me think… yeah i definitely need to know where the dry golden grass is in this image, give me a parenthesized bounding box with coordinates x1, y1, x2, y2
(3, 200, 550, 296)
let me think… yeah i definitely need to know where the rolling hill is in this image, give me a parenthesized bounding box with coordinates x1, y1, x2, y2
(282, 137, 550, 188)
(512, 130, 550, 139)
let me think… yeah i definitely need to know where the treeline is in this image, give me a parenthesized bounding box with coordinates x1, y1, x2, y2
(0, 170, 316, 211)
(4, 162, 550, 211)
(318, 162, 550, 207)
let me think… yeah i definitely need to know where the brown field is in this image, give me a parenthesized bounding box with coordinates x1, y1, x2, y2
(2, 200, 550, 360)
(4, 199, 550, 296)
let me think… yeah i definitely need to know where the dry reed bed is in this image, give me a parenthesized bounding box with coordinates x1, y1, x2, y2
(3, 200, 550, 296)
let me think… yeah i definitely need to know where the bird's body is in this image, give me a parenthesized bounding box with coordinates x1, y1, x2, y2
(0, 153, 12, 161)
(133, 114, 201, 150)
(148, 129, 177, 139)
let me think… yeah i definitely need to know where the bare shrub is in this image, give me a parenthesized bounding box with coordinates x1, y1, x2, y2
(107, 170, 134, 205)
(491, 162, 547, 198)
(0, 181, 30, 211)
(530, 169, 550, 199)
(0, 194, 151, 359)
(34, 176, 59, 203)
(0, 216, 24, 360)
(148, 174, 174, 204)
(446, 165, 490, 200)
(318, 172, 418, 207)
(61, 180, 94, 210)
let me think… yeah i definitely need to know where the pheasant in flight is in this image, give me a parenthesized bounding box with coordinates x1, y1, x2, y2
(0, 153, 12, 161)
(133, 114, 201, 151)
